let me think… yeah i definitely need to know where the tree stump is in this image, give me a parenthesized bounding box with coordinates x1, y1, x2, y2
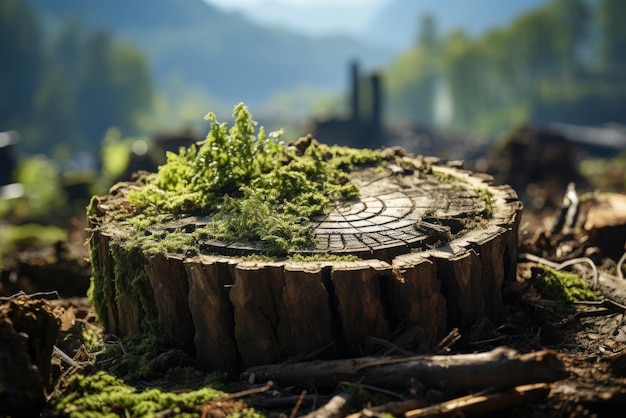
(88, 156, 521, 371)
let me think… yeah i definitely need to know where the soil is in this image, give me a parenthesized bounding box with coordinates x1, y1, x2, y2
(2, 128, 626, 417)
(0, 202, 622, 417)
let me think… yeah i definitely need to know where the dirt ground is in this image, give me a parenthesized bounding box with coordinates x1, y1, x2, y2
(3, 126, 626, 417)
(0, 203, 618, 418)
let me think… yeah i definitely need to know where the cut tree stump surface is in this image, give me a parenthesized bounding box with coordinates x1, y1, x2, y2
(147, 164, 519, 261)
(88, 156, 522, 371)
(312, 169, 481, 256)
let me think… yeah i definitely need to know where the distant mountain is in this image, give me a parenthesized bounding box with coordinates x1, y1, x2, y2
(219, 0, 551, 52)
(361, 0, 550, 50)
(27, 0, 394, 105)
(221, 0, 384, 38)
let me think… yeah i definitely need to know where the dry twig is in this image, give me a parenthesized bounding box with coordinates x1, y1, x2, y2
(403, 383, 550, 417)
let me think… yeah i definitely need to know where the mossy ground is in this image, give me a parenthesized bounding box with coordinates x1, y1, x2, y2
(532, 265, 601, 309)
(78, 104, 507, 417)
(55, 370, 263, 418)
(51, 324, 266, 418)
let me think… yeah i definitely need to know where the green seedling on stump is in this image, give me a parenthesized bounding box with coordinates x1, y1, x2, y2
(126, 102, 393, 256)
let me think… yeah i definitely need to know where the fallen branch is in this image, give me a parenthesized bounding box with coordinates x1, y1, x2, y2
(301, 392, 356, 418)
(243, 347, 567, 391)
(346, 398, 429, 418)
(617, 252, 626, 280)
(250, 394, 331, 409)
(0, 290, 60, 303)
(223, 381, 274, 399)
(289, 390, 307, 418)
(436, 327, 461, 353)
(595, 272, 626, 308)
(403, 383, 550, 417)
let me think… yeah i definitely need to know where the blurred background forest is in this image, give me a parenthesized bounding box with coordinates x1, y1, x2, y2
(2, 0, 626, 287)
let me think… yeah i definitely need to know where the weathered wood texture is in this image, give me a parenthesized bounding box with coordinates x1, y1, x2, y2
(244, 347, 567, 391)
(88, 159, 522, 371)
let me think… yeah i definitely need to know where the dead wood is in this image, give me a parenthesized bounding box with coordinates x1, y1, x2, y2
(403, 383, 550, 418)
(346, 399, 430, 418)
(250, 394, 331, 410)
(88, 156, 522, 370)
(595, 271, 626, 308)
(300, 392, 357, 418)
(244, 346, 568, 391)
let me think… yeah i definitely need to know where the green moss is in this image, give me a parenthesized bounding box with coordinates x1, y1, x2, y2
(55, 370, 263, 418)
(87, 237, 112, 331)
(287, 253, 360, 262)
(128, 213, 163, 230)
(111, 242, 159, 333)
(125, 103, 392, 256)
(533, 266, 601, 308)
(52, 329, 265, 417)
(474, 188, 494, 218)
(82, 327, 103, 352)
(198, 189, 314, 256)
(89, 240, 159, 338)
(238, 252, 361, 263)
(97, 333, 167, 381)
(430, 167, 455, 183)
(139, 229, 199, 257)
(87, 241, 157, 332)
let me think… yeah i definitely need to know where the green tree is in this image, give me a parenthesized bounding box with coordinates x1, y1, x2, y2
(75, 30, 119, 149)
(441, 31, 491, 130)
(434, 0, 592, 133)
(53, 19, 83, 79)
(75, 30, 153, 152)
(597, 0, 626, 73)
(385, 14, 441, 125)
(553, 0, 589, 77)
(31, 65, 81, 156)
(0, 0, 42, 130)
(110, 43, 153, 133)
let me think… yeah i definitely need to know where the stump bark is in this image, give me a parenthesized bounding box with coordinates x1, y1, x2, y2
(88, 156, 522, 371)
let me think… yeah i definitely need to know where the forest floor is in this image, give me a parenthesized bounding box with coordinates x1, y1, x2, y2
(0, 202, 622, 418)
(3, 126, 626, 416)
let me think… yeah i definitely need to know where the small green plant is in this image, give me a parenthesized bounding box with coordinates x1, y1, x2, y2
(127, 103, 390, 256)
(533, 266, 601, 308)
(8, 155, 68, 220)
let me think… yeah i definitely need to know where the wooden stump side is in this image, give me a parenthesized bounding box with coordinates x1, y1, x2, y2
(468, 228, 507, 322)
(331, 260, 392, 356)
(433, 250, 483, 332)
(109, 242, 153, 336)
(281, 264, 336, 359)
(184, 257, 238, 371)
(388, 255, 446, 349)
(229, 263, 285, 366)
(89, 230, 118, 333)
(145, 254, 195, 353)
(87, 157, 523, 370)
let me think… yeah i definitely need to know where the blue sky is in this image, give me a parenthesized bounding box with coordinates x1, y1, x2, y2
(205, 0, 383, 8)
